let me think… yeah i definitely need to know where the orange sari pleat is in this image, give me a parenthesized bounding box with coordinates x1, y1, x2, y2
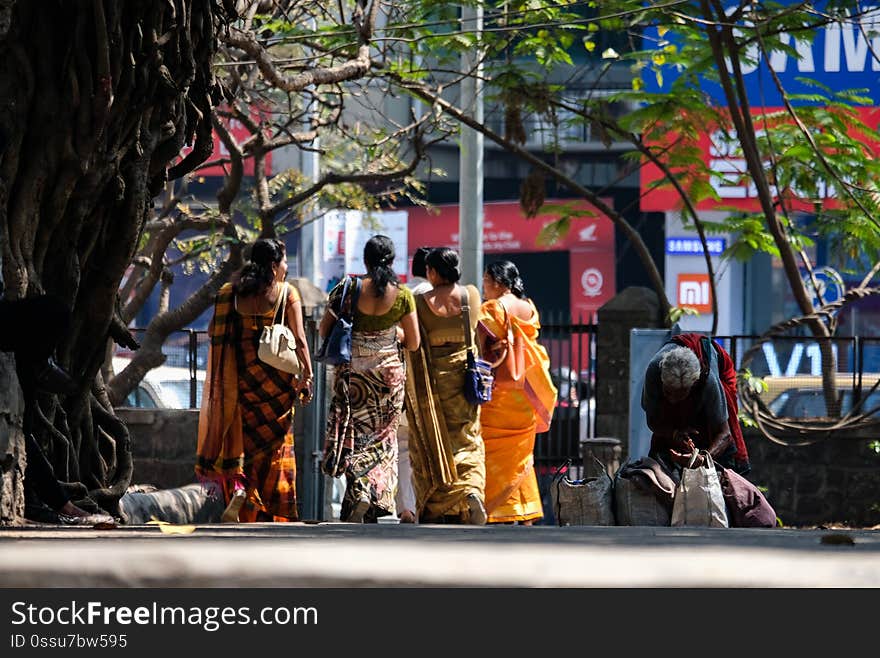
(479, 299, 557, 523)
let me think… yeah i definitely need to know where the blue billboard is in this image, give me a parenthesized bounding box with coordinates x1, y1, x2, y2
(643, 2, 880, 105)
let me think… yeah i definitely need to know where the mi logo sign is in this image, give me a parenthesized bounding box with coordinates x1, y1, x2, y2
(677, 273, 712, 314)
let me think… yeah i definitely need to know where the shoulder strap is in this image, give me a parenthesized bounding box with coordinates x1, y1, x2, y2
(276, 282, 288, 325)
(348, 277, 362, 320)
(338, 276, 351, 315)
(460, 287, 475, 356)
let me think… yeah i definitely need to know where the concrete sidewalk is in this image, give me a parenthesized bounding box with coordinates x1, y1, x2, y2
(1, 524, 878, 588)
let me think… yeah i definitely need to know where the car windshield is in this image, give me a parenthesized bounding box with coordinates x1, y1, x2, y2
(769, 389, 880, 418)
(123, 386, 158, 409)
(153, 380, 203, 409)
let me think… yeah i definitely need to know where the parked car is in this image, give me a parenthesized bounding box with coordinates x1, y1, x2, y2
(761, 373, 880, 418)
(112, 357, 205, 409)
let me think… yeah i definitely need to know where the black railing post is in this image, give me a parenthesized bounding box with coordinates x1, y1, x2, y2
(856, 335, 864, 407)
(189, 329, 198, 409)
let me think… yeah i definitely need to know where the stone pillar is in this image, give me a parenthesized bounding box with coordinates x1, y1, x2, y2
(0, 353, 25, 525)
(580, 437, 622, 478)
(595, 287, 662, 460)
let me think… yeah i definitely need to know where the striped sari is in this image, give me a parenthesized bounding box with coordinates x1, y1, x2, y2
(195, 282, 299, 522)
(479, 299, 557, 523)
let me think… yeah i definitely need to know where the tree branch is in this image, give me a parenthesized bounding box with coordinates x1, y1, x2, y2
(390, 74, 672, 318)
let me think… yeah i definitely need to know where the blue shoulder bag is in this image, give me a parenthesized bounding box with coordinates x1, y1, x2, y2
(460, 288, 494, 405)
(315, 276, 361, 365)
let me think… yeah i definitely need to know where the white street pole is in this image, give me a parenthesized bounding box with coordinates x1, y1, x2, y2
(298, 144, 321, 286)
(298, 16, 322, 288)
(459, 4, 484, 287)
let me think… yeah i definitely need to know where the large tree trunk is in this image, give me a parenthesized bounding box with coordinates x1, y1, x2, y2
(0, 1, 230, 520)
(0, 354, 25, 525)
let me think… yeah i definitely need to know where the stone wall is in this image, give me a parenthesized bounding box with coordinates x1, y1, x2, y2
(744, 428, 880, 527)
(119, 408, 201, 489)
(595, 287, 662, 442)
(119, 407, 308, 512)
(0, 353, 25, 525)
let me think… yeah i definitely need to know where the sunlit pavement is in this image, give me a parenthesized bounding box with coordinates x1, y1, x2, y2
(1, 524, 878, 588)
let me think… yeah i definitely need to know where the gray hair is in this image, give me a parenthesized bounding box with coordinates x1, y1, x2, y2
(659, 346, 701, 395)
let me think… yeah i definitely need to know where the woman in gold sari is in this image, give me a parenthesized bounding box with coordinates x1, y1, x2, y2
(195, 238, 313, 523)
(404, 248, 487, 524)
(478, 260, 557, 525)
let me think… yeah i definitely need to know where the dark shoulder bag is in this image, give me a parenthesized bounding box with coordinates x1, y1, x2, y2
(315, 276, 361, 365)
(461, 287, 494, 405)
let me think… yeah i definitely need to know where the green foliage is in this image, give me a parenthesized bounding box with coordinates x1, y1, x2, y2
(698, 215, 780, 261)
(666, 305, 699, 324)
(738, 411, 757, 429)
(605, 0, 880, 303)
(160, 0, 880, 335)
(738, 368, 768, 395)
(535, 216, 571, 247)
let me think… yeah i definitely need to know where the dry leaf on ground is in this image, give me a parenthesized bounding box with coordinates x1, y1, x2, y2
(147, 518, 196, 535)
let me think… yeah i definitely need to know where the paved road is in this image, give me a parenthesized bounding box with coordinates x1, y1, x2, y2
(1, 523, 878, 588)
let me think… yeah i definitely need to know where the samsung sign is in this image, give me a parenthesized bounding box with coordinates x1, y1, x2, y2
(644, 3, 880, 105)
(666, 237, 726, 256)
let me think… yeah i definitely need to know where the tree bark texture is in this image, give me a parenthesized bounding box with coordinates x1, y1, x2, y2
(0, 354, 25, 525)
(0, 1, 229, 519)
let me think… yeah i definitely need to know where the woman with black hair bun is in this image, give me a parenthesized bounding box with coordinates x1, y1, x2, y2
(319, 235, 420, 523)
(478, 260, 557, 525)
(195, 238, 313, 523)
(403, 247, 487, 525)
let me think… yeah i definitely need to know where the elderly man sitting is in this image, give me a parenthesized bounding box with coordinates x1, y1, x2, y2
(641, 332, 750, 475)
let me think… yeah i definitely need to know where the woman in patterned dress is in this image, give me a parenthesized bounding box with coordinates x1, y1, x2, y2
(320, 235, 420, 522)
(195, 238, 313, 523)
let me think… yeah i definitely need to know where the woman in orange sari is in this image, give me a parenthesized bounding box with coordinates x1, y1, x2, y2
(478, 260, 557, 525)
(195, 238, 313, 523)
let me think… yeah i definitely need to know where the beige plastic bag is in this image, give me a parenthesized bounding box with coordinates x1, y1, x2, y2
(671, 450, 728, 528)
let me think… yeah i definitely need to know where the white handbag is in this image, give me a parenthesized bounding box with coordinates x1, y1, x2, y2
(257, 282, 303, 375)
(671, 450, 729, 528)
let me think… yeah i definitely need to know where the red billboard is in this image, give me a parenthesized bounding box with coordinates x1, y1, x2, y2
(178, 114, 273, 178)
(641, 106, 880, 212)
(407, 200, 616, 319)
(407, 200, 613, 253)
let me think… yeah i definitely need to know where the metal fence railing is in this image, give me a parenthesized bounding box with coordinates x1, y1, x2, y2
(717, 334, 880, 420)
(534, 315, 598, 471)
(111, 328, 210, 410)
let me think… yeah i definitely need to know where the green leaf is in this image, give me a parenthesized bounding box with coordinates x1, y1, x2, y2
(690, 178, 720, 203)
(535, 217, 571, 247)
